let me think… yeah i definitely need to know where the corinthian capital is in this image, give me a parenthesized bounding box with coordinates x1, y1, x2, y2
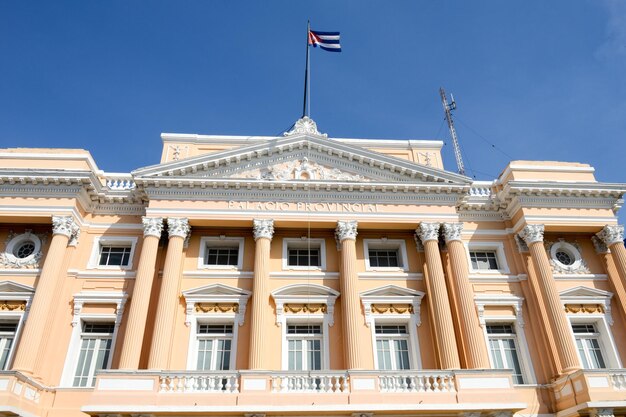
(416, 223, 440, 243)
(253, 219, 274, 241)
(52, 215, 78, 238)
(167, 218, 190, 239)
(335, 220, 358, 243)
(518, 224, 544, 245)
(142, 217, 164, 238)
(442, 223, 463, 243)
(596, 225, 624, 247)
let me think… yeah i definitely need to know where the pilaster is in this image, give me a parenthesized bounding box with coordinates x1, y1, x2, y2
(519, 224, 580, 374)
(119, 217, 164, 369)
(416, 222, 460, 369)
(12, 215, 78, 374)
(148, 218, 189, 369)
(249, 219, 274, 369)
(335, 220, 365, 369)
(442, 222, 490, 369)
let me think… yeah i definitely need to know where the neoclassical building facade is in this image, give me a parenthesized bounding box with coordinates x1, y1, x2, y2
(0, 117, 625, 417)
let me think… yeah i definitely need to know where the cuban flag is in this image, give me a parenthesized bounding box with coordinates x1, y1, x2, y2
(308, 30, 341, 52)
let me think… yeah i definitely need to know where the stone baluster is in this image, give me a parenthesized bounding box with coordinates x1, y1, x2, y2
(442, 223, 490, 369)
(119, 217, 164, 369)
(148, 218, 190, 369)
(249, 219, 274, 369)
(519, 224, 580, 374)
(416, 223, 460, 369)
(336, 220, 365, 370)
(13, 215, 79, 374)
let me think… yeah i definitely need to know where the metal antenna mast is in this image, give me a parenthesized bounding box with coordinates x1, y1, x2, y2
(439, 87, 466, 176)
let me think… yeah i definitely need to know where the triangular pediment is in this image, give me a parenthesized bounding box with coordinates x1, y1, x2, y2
(134, 134, 470, 186)
(559, 286, 612, 300)
(360, 285, 424, 299)
(183, 283, 251, 299)
(0, 281, 34, 295)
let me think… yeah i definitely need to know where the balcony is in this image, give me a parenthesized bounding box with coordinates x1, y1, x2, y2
(82, 369, 527, 416)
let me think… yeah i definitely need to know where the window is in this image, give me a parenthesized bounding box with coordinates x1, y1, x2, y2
(470, 251, 499, 270)
(1, 231, 43, 268)
(282, 238, 326, 270)
(196, 324, 233, 371)
(486, 324, 524, 384)
(73, 322, 114, 387)
(198, 237, 244, 269)
(287, 324, 322, 371)
(364, 239, 409, 271)
(466, 242, 510, 274)
(88, 237, 137, 269)
(98, 245, 131, 266)
(375, 324, 411, 370)
(549, 240, 588, 274)
(369, 249, 400, 268)
(0, 321, 18, 370)
(572, 323, 606, 369)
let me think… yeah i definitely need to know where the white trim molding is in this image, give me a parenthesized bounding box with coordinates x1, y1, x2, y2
(87, 236, 138, 270)
(271, 283, 339, 370)
(474, 294, 536, 384)
(360, 285, 425, 370)
(182, 283, 251, 372)
(465, 241, 511, 275)
(363, 238, 409, 272)
(197, 236, 245, 270)
(282, 237, 327, 271)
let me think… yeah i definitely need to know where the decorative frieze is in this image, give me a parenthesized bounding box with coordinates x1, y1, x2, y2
(142, 217, 164, 238)
(0, 300, 26, 311)
(441, 222, 463, 243)
(284, 303, 327, 314)
(371, 304, 414, 314)
(596, 225, 624, 247)
(167, 217, 190, 240)
(237, 157, 369, 182)
(195, 303, 239, 314)
(564, 304, 604, 314)
(252, 219, 274, 241)
(416, 222, 440, 243)
(335, 220, 358, 243)
(518, 224, 544, 245)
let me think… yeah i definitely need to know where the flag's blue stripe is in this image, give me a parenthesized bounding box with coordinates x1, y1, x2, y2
(318, 45, 342, 52)
(311, 31, 340, 36)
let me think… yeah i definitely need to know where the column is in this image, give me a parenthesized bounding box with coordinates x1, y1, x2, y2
(249, 219, 274, 370)
(147, 217, 189, 370)
(519, 224, 580, 374)
(416, 223, 460, 369)
(442, 223, 490, 369)
(597, 225, 626, 285)
(13, 215, 79, 374)
(119, 217, 164, 369)
(336, 220, 365, 370)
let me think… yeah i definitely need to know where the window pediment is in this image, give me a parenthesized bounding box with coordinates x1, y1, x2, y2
(360, 285, 424, 327)
(271, 284, 339, 327)
(182, 284, 251, 327)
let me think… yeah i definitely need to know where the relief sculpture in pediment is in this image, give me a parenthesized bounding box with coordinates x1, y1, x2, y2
(234, 157, 370, 182)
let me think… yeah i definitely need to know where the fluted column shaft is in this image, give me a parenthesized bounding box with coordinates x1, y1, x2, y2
(13, 215, 79, 374)
(442, 223, 490, 369)
(520, 224, 580, 374)
(336, 220, 364, 370)
(417, 223, 460, 369)
(119, 217, 164, 369)
(148, 218, 189, 370)
(249, 219, 274, 370)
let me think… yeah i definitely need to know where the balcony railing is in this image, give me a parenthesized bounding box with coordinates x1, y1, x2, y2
(609, 370, 626, 390)
(159, 372, 239, 393)
(271, 371, 348, 393)
(377, 371, 455, 393)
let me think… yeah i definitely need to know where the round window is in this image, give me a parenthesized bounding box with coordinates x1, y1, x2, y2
(555, 250, 574, 266)
(14, 241, 36, 259)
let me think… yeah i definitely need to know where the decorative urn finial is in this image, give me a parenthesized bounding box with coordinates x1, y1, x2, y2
(284, 116, 327, 138)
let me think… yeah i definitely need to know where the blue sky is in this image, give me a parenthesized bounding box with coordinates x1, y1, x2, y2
(1, 1, 625, 218)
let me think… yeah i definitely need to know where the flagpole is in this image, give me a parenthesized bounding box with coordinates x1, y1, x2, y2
(302, 20, 310, 118)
